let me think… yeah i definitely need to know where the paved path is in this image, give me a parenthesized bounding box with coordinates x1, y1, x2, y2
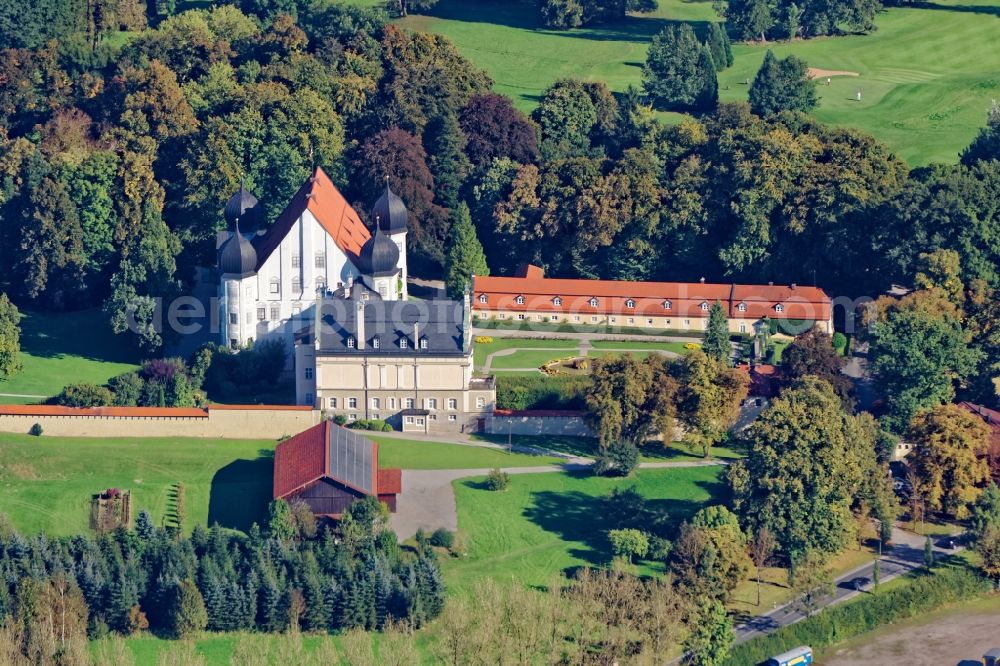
(390, 459, 725, 540)
(0, 393, 45, 399)
(733, 525, 963, 644)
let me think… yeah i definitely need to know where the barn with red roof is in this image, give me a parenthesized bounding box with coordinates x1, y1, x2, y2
(273, 420, 402, 519)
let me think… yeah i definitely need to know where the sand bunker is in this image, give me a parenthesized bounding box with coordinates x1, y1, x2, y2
(808, 67, 860, 79)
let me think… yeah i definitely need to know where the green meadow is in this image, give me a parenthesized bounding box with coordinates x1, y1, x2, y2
(388, 0, 1000, 165)
(0, 308, 141, 402)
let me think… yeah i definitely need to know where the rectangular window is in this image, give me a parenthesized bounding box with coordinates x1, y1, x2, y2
(609, 317, 616, 324)
(476, 397, 485, 408)
(349, 413, 357, 421)
(627, 318, 634, 325)
(425, 398, 437, 410)
(291, 255, 300, 268)
(269, 280, 279, 294)
(372, 413, 380, 420)
(271, 304, 280, 320)
(416, 418, 425, 426)
(388, 397, 396, 409)
(257, 307, 266, 321)
(328, 397, 337, 409)
(448, 414, 457, 422)
(420, 339, 428, 349)
(315, 254, 326, 268)
(304, 367, 313, 380)
(404, 398, 415, 409)
(429, 414, 437, 421)
(229, 313, 238, 325)
(305, 392, 313, 405)
(245, 312, 252, 324)
(347, 397, 358, 409)
(372, 397, 381, 409)
(550, 315, 558, 321)
(447, 398, 457, 410)
(292, 304, 301, 316)
(405, 416, 414, 425)
(591, 316, 598, 322)
(574, 315, 581, 322)
(517, 314, 525, 320)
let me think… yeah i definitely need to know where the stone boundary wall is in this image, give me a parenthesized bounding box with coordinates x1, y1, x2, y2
(485, 409, 595, 438)
(0, 405, 320, 439)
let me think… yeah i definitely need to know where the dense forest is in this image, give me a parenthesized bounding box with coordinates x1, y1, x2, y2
(0, 0, 997, 358)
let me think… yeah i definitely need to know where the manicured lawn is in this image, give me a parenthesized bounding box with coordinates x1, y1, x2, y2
(369, 435, 563, 468)
(474, 433, 599, 458)
(0, 434, 276, 536)
(489, 348, 579, 370)
(644, 440, 745, 462)
(0, 308, 141, 401)
(443, 466, 727, 594)
(473, 337, 578, 369)
(393, 0, 999, 165)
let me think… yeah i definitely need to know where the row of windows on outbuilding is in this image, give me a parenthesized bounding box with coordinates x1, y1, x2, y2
(479, 294, 782, 313)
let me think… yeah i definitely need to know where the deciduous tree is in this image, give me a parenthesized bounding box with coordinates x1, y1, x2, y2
(748, 50, 817, 116)
(908, 404, 991, 518)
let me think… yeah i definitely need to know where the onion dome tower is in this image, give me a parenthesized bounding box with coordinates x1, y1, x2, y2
(218, 181, 263, 349)
(359, 220, 401, 299)
(370, 180, 408, 299)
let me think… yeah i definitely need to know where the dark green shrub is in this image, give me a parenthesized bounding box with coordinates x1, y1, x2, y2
(347, 419, 393, 432)
(55, 383, 113, 407)
(594, 441, 639, 476)
(430, 528, 454, 549)
(832, 332, 848, 356)
(496, 374, 590, 410)
(768, 318, 816, 336)
(108, 372, 143, 407)
(485, 468, 510, 491)
(333, 415, 348, 426)
(29, 423, 42, 436)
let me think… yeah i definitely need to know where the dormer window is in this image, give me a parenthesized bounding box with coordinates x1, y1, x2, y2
(700, 302, 709, 311)
(420, 339, 428, 349)
(372, 338, 380, 349)
(589, 298, 599, 308)
(775, 304, 784, 313)
(347, 337, 355, 348)
(479, 294, 488, 304)
(737, 302, 747, 312)
(515, 295, 525, 305)
(400, 338, 408, 349)
(553, 296, 562, 306)
(663, 300, 672, 310)
(625, 299, 635, 309)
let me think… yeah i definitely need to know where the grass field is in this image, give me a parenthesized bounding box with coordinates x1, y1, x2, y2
(489, 348, 578, 369)
(369, 435, 563, 468)
(0, 433, 275, 536)
(442, 466, 727, 594)
(0, 308, 141, 402)
(0, 433, 571, 537)
(588, 340, 691, 352)
(392, 0, 1000, 165)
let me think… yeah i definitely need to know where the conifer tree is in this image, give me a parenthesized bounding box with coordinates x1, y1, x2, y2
(694, 46, 720, 112)
(424, 112, 471, 209)
(706, 22, 734, 70)
(702, 301, 731, 363)
(444, 203, 489, 299)
(168, 580, 207, 638)
(643, 24, 716, 111)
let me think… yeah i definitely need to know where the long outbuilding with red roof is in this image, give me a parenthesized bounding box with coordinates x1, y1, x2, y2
(473, 265, 833, 336)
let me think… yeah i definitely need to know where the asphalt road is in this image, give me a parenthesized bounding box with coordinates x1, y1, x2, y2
(734, 526, 963, 644)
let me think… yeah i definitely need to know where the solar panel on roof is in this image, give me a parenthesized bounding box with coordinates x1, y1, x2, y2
(328, 425, 374, 495)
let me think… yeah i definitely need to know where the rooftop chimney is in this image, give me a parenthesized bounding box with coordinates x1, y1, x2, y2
(768, 281, 774, 286)
(413, 321, 420, 351)
(790, 283, 797, 290)
(355, 301, 365, 350)
(699, 277, 705, 284)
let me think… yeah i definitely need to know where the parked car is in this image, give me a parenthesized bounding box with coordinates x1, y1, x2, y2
(848, 576, 871, 591)
(937, 536, 958, 549)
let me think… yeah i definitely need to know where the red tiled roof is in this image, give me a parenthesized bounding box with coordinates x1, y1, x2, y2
(960, 402, 1000, 436)
(274, 421, 329, 500)
(273, 421, 401, 501)
(473, 268, 832, 322)
(0, 405, 208, 418)
(253, 166, 371, 270)
(377, 468, 402, 495)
